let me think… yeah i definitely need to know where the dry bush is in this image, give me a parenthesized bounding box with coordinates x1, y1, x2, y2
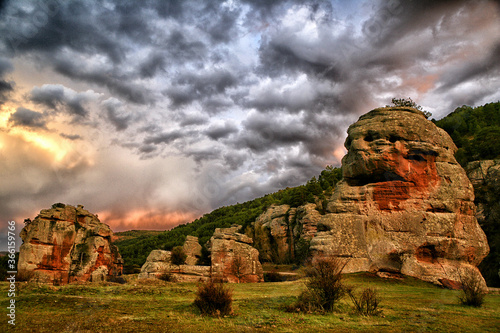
(458, 269, 486, 307)
(264, 270, 283, 282)
(194, 279, 233, 316)
(171, 246, 187, 266)
(158, 271, 177, 282)
(346, 287, 381, 316)
(288, 256, 346, 313)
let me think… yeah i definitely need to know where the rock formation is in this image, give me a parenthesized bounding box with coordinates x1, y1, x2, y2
(466, 159, 500, 286)
(253, 204, 319, 263)
(209, 226, 264, 283)
(253, 107, 490, 288)
(139, 230, 263, 283)
(183, 235, 202, 265)
(138, 249, 210, 282)
(18, 204, 123, 284)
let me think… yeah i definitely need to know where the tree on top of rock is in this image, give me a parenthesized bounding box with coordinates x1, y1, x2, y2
(388, 97, 432, 119)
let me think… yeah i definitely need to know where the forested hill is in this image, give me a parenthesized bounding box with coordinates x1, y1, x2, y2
(114, 166, 342, 273)
(434, 102, 500, 165)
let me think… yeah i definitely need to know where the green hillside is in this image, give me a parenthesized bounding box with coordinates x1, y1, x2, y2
(434, 102, 500, 165)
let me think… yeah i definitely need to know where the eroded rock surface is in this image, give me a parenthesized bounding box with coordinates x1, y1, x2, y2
(183, 235, 202, 265)
(138, 249, 210, 282)
(310, 107, 489, 286)
(18, 204, 123, 284)
(209, 226, 264, 283)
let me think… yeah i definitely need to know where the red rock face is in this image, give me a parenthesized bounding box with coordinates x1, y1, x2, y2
(18, 204, 123, 284)
(373, 151, 440, 211)
(310, 107, 490, 288)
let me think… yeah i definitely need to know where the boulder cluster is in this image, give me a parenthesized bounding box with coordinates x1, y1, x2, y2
(138, 226, 264, 283)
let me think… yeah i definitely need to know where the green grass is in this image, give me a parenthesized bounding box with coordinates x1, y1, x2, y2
(1, 273, 499, 332)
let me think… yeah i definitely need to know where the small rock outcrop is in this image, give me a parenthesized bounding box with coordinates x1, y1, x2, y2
(138, 249, 210, 282)
(183, 235, 202, 265)
(18, 204, 123, 284)
(209, 226, 264, 283)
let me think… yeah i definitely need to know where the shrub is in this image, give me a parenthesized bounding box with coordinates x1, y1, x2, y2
(171, 246, 187, 266)
(108, 275, 127, 284)
(264, 270, 283, 282)
(289, 256, 347, 313)
(158, 271, 176, 282)
(194, 279, 233, 316)
(346, 287, 381, 316)
(458, 269, 486, 307)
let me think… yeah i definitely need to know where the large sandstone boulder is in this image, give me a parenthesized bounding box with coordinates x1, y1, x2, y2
(209, 226, 264, 283)
(309, 107, 489, 287)
(18, 204, 123, 284)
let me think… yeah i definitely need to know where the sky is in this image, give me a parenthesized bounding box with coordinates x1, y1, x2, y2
(1, 0, 500, 250)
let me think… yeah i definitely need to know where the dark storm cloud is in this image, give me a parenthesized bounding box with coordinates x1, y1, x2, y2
(165, 30, 207, 61)
(205, 121, 238, 140)
(59, 133, 81, 140)
(53, 57, 152, 105)
(0, 0, 154, 104)
(438, 43, 500, 91)
(143, 130, 183, 145)
(1, 1, 125, 62)
(0, 57, 13, 104)
(165, 69, 238, 110)
(201, 4, 241, 44)
(30, 84, 91, 117)
(102, 99, 132, 131)
(178, 113, 209, 127)
(363, 0, 467, 48)
(139, 52, 166, 79)
(8, 107, 47, 129)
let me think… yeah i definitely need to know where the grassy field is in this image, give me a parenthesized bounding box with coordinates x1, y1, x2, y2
(1, 273, 499, 332)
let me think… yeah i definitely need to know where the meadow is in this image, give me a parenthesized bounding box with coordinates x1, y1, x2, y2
(1, 273, 499, 333)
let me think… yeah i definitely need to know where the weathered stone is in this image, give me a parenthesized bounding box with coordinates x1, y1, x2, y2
(253, 205, 292, 263)
(183, 235, 202, 265)
(439, 278, 462, 290)
(309, 107, 489, 288)
(138, 249, 211, 281)
(18, 204, 123, 284)
(209, 226, 264, 283)
(466, 159, 500, 286)
(253, 203, 319, 263)
(138, 250, 175, 279)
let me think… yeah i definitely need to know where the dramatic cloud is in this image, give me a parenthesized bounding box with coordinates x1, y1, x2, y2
(0, 57, 13, 104)
(8, 107, 47, 129)
(30, 84, 98, 117)
(1, 0, 499, 249)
